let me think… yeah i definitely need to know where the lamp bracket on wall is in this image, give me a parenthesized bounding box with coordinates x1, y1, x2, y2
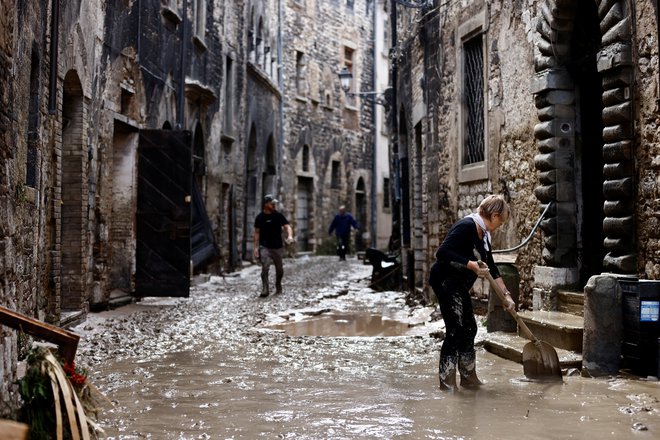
(337, 66, 393, 110)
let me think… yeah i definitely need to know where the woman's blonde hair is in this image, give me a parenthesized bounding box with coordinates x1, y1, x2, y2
(478, 194, 510, 222)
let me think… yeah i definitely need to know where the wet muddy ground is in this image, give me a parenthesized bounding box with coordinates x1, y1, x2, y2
(74, 256, 659, 439)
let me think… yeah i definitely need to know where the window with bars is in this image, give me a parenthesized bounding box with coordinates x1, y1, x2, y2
(457, 9, 488, 182)
(462, 34, 484, 165)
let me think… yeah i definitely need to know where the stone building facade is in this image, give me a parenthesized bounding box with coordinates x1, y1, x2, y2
(280, 0, 377, 254)
(1, 0, 250, 414)
(0, 0, 379, 415)
(391, 0, 660, 306)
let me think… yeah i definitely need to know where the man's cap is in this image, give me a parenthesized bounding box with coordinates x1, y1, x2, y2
(263, 194, 278, 204)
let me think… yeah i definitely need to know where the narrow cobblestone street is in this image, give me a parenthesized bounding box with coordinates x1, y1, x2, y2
(74, 256, 658, 439)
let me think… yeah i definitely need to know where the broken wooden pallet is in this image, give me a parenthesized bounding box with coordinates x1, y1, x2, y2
(0, 305, 80, 364)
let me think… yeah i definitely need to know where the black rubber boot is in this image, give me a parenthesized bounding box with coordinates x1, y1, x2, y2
(439, 355, 458, 391)
(275, 276, 282, 295)
(459, 351, 483, 388)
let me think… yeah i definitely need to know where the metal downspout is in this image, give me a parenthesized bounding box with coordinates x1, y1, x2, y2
(370, 1, 377, 248)
(137, 0, 141, 62)
(178, 0, 188, 129)
(389, 0, 400, 254)
(278, 0, 284, 195)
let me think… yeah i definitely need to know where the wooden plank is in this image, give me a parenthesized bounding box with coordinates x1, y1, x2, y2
(0, 420, 29, 440)
(0, 306, 80, 364)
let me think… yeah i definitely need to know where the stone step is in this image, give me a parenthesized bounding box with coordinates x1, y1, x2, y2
(517, 310, 584, 352)
(557, 290, 584, 316)
(482, 331, 582, 370)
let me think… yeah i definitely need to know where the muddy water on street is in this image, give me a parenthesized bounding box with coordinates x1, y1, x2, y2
(94, 337, 659, 439)
(78, 257, 659, 439)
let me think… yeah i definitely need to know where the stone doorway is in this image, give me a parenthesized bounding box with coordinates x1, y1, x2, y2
(571, 0, 606, 287)
(531, 0, 636, 295)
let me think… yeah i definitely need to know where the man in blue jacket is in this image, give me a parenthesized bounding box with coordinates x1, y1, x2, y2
(328, 205, 360, 261)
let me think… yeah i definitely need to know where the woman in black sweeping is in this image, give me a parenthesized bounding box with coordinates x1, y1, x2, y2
(429, 194, 516, 390)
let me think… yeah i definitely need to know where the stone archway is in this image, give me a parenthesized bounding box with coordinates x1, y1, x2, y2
(61, 70, 88, 312)
(531, 0, 635, 289)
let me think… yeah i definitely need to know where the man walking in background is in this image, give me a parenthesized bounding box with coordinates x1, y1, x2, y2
(254, 195, 294, 297)
(328, 205, 360, 261)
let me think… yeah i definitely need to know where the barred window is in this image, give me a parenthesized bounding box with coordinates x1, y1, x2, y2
(462, 34, 484, 165)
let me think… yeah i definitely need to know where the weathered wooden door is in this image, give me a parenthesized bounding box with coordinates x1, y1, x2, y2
(136, 130, 192, 297)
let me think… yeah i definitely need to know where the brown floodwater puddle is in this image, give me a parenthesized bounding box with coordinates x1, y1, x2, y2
(265, 311, 421, 337)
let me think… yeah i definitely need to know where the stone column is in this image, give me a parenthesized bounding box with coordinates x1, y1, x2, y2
(582, 274, 622, 377)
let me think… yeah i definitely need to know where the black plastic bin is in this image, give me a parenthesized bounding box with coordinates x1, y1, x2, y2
(619, 279, 660, 377)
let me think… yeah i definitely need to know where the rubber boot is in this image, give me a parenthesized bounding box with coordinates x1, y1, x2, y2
(438, 355, 458, 391)
(275, 275, 282, 295)
(459, 351, 483, 389)
(260, 274, 269, 297)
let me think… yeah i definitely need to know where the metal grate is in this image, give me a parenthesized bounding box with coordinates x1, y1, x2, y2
(463, 35, 485, 165)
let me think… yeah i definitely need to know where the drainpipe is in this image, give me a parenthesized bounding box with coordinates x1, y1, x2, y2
(277, 0, 284, 195)
(137, 0, 141, 62)
(48, 0, 60, 114)
(177, 0, 188, 129)
(370, 1, 377, 249)
(389, 0, 400, 255)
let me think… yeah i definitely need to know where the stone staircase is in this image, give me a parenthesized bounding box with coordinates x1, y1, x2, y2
(483, 289, 585, 370)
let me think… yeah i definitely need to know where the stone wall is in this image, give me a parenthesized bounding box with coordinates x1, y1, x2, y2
(0, 0, 251, 414)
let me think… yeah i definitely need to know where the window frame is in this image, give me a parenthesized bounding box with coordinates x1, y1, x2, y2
(457, 9, 488, 183)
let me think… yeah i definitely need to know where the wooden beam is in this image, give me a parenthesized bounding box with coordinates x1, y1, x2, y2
(0, 306, 80, 364)
(0, 420, 29, 440)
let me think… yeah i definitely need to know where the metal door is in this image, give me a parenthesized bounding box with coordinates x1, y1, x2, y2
(136, 130, 192, 297)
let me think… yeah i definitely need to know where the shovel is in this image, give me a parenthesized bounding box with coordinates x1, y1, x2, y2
(478, 261, 563, 381)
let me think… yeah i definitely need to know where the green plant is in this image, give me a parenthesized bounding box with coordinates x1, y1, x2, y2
(15, 183, 28, 204)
